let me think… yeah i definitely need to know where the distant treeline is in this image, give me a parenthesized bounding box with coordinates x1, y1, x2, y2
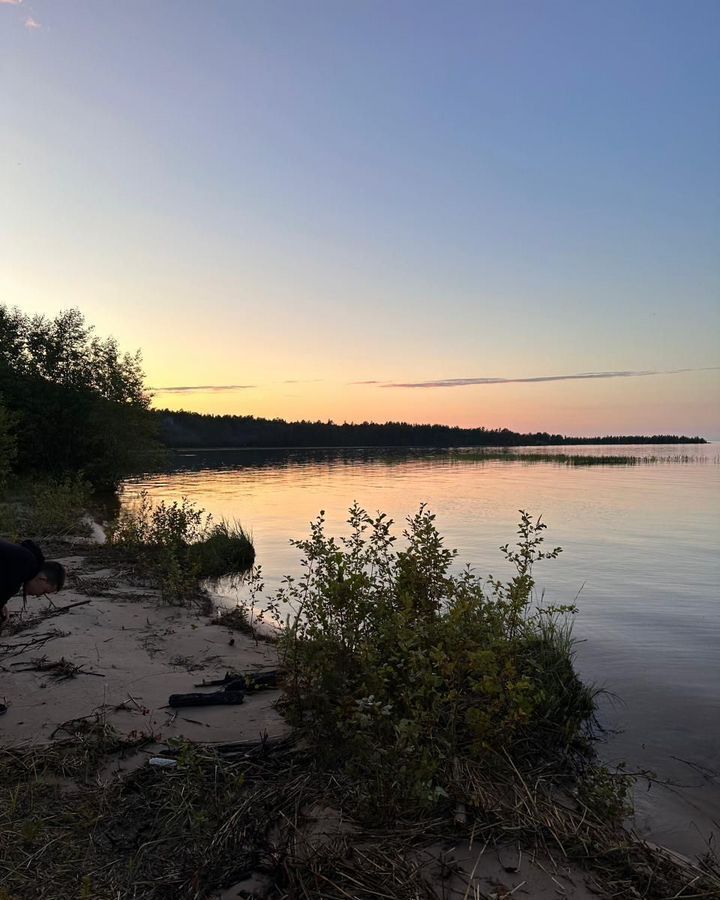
(156, 409, 705, 449)
(0, 303, 705, 494)
(0, 306, 163, 488)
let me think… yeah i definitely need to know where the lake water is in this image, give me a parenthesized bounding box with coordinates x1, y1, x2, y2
(120, 445, 719, 858)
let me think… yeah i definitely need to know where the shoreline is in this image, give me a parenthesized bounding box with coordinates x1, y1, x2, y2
(166, 440, 710, 452)
(1, 535, 717, 899)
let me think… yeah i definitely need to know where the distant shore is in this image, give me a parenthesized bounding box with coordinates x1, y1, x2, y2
(155, 407, 706, 451)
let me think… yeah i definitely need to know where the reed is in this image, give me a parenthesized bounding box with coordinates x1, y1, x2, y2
(452, 450, 713, 466)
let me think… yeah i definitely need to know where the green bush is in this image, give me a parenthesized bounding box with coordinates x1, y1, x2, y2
(20, 475, 93, 537)
(107, 492, 206, 549)
(266, 505, 595, 812)
(107, 492, 254, 604)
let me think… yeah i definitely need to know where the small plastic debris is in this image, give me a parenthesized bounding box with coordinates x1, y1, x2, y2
(148, 757, 177, 768)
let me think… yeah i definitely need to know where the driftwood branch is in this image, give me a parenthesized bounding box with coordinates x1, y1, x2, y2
(44, 599, 93, 617)
(168, 690, 245, 708)
(194, 669, 281, 690)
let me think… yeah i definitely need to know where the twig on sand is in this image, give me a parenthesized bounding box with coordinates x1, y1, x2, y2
(10, 655, 105, 681)
(193, 668, 281, 690)
(0, 630, 67, 658)
(114, 693, 148, 713)
(1, 600, 92, 638)
(669, 755, 720, 783)
(43, 599, 93, 617)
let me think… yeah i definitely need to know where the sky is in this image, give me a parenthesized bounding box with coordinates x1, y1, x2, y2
(1, 0, 719, 437)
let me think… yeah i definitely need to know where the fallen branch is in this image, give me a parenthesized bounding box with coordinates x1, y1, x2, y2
(44, 599, 93, 617)
(0, 630, 67, 658)
(194, 669, 281, 690)
(168, 690, 245, 708)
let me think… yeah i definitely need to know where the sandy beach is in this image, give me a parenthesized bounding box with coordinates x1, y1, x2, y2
(0, 543, 600, 899)
(0, 546, 287, 754)
(0, 541, 711, 900)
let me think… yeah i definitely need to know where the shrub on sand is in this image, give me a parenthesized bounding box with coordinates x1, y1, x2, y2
(8, 475, 93, 538)
(266, 505, 597, 815)
(107, 492, 254, 604)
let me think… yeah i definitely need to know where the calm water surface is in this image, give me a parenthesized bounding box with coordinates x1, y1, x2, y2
(121, 445, 719, 857)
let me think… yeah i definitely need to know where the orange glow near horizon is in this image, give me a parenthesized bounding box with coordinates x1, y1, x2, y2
(148, 368, 719, 438)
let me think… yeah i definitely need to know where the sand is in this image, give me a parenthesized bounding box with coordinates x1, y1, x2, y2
(0, 550, 287, 753)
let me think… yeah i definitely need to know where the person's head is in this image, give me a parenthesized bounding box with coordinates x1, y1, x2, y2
(24, 561, 65, 597)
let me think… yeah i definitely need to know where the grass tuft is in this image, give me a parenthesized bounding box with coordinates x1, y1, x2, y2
(188, 519, 255, 578)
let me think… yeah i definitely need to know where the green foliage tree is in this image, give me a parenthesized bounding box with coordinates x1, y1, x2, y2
(156, 407, 706, 449)
(0, 399, 18, 489)
(0, 304, 162, 487)
(0, 305, 147, 405)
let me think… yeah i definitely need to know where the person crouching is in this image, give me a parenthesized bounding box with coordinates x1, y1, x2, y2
(0, 538, 65, 629)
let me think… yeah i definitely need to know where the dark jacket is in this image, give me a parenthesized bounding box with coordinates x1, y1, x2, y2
(0, 538, 44, 608)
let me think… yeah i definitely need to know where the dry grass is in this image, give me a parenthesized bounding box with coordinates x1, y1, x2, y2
(9, 654, 104, 681)
(1, 717, 717, 900)
(452, 755, 720, 900)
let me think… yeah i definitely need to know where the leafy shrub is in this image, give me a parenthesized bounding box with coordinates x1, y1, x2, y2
(20, 475, 93, 537)
(107, 492, 206, 549)
(265, 505, 595, 812)
(108, 492, 254, 604)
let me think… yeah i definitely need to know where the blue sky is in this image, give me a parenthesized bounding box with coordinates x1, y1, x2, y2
(2, 1, 718, 435)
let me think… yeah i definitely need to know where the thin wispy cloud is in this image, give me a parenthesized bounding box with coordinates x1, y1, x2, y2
(1, 1, 42, 31)
(0, 1, 41, 32)
(379, 367, 719, 389)
(150, 384, 257, 394)
(151, 380, 322, 393)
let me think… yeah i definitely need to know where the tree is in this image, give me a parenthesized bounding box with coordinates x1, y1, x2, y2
(0, 399, 17, 488)
(0, 304, 161, 487)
